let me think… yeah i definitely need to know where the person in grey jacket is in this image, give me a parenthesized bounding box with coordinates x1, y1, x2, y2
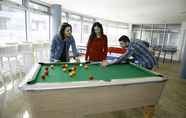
(50, 23, 79, 62)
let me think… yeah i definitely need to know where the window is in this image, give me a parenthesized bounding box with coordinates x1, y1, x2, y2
(151, 30, 164, 46)
(29, 1, 49, 12)
(29, 12, 49, 41)
(0, 5, 26, 43)
(107, 24, 129, 46)
(153, 24, 166, 29)
(132, 30, 141, 40)
(69, 14, 81, 20)
(8, 0, 22, 4)
(132, 24, 142, 41)
(82, 22, 92, 45)
(61, 12, 68, 23)
(141, 30, 152, 43)
(68, 15, 82, 44)
(165, 24, 181, 47)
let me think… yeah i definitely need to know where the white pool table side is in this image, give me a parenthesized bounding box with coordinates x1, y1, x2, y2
(19, 63, 167, 91)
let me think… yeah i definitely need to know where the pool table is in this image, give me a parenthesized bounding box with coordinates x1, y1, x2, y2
(19, 62, 167, 118)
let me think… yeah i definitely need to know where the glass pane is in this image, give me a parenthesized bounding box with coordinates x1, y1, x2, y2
(0, 5, 26, 43)
(69, 14, 81, 20)
(29, 12, 49, 42)
(8, 0, 22, 4)
(152, 30, 164, 46)
(133, 24, 141, 31)
(167, 24, 181, 31)
(61, 12, 68, 23)
(142, 24, 152, 30)
(69, 19, 81, 44)
(61, 16, 68, 23)
(153, 24, 166, 29)
(165, 24, 181, 47)
(83, 17, 94, 23)
(82, 22, 92, 45)
(107, 26, 129, 46)
(29, 2, 49, 12)
(133, 31, 141, 40)
(141, 30, 152, 43)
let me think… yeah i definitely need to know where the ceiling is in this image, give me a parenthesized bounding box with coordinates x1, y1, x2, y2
(44, 0, 186, 24)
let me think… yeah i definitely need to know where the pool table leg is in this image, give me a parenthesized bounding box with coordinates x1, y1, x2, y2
(143, 105, 155, 118)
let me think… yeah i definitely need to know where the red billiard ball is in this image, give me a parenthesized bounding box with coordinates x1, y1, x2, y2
(62, 64, 65, 68)
(44, 71, 48, 76)
(41, 75, 45, 80)
(88, 75, 94, 80)
(45, 67, 49, 70)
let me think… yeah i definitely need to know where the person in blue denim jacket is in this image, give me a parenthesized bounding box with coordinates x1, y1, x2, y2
(50, 23, 79, 62)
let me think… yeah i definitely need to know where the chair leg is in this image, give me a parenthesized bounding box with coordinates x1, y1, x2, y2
(0, 75, 6, 92)
(0, 57, 3, 68)
(15, 57, 23, 81)
(163, 52, 166, 64)
(170, 52, 173, 64)
(157, 50, 161, 62)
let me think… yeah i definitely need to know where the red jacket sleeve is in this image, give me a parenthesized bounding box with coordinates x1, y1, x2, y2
(103, 35, 108, 60)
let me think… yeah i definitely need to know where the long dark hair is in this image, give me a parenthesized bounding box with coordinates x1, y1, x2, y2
(89, 22, 104, 41)
(59, 22, 72, 40)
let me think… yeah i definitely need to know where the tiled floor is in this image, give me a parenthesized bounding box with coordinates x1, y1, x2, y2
(0, 63, 186, 118)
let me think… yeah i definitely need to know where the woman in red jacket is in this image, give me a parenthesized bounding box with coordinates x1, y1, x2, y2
(85, 22, 108, 61)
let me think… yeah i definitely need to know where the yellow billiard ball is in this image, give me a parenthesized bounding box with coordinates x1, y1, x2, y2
(71, 70, 76, 75)
(63, 68, 67, 72)
(64, 64, 68, 68)
(69, 72, 73, 77)
(69, 71, 76, 77)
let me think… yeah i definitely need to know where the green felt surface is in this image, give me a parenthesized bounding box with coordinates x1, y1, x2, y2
(28, 63, 160, 84)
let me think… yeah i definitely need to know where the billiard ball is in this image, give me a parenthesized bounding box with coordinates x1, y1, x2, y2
(44, 71, 48, 75)
(84, 64, 88, 69)
(63, 68, 67, 72)
(62, 64, 67, 68)
(71, 66, 77, 71)
(69, 70, 76, 77)
(71, 70, 76, 75)
(68, 68, 72, 72)
(41, 75, 45, 80)
(64, 64, 68, 68)
(69, 72, 73, 77)
(45, 67, 49, 70)
(88, 75, 94, 80)
(79, 64, 83, 67)
(50, 65, 54, 69)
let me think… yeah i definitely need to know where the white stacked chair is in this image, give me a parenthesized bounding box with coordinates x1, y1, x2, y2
(0, 44, 22, 87)
(18, 42, 34, 74)
(42, 41, 50, 62)
(0, 72, 5, 93)
(32, 42, 44, 63)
